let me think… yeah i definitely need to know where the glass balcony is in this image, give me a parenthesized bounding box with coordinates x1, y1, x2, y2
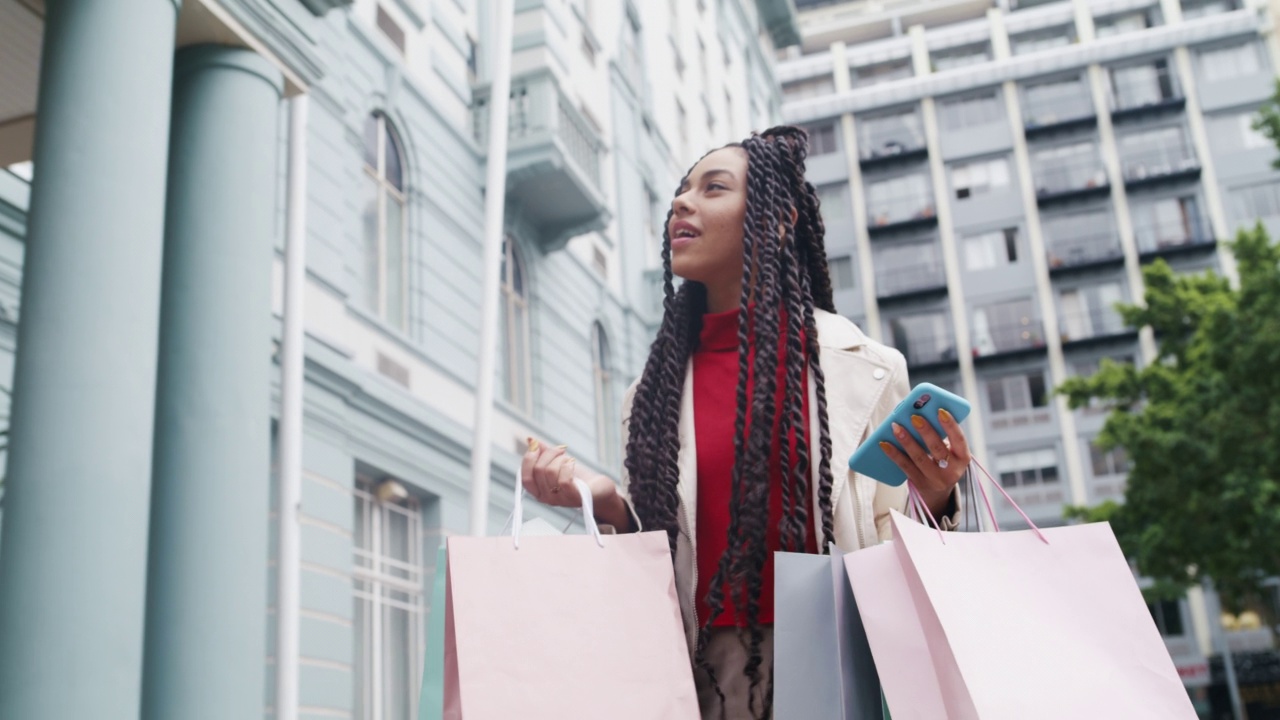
(885, 312, 958, 367)
(1033, 145, 1108, 203)
(1110, 61, 1182, 116)
(875, 260, 947, 300)
(1022, 81, 1095, 134)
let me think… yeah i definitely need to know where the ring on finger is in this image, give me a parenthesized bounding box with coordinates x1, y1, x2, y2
(935, 453, 950, 469)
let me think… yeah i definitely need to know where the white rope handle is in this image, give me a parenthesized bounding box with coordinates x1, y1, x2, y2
(511, 468, 604, 549)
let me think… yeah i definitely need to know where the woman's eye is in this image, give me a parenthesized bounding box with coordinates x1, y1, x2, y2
(707, 183, 726, 191)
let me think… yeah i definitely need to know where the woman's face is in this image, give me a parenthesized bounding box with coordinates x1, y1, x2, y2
(667, 146, 748, 286)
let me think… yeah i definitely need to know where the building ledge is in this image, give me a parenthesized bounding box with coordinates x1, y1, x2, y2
(1111, 96, 1186, 122)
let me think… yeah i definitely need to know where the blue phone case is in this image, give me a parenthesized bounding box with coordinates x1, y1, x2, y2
(847, 383, 971, 487)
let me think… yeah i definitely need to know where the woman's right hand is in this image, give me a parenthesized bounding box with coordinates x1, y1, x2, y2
(520, 439, 633, 531)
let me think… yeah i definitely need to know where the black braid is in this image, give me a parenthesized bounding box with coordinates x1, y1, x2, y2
(623, 127, 837, 720)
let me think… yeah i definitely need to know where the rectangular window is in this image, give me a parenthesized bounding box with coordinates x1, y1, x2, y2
(1022, 77, 1093, 128)
(1059, 283, 1127, 342)
(1148, 599, 1186, 637)
(1132, 195, 1203, 252)
(859, 108, 924, 159)
(972, 298, 1042, 356)
(829, 256, 856, 290)
(1012, 26, 1074, 55)
(621, 16, 643, 89)
(939, 91, 1003, 131)
(804, 122, 840, 156)
(1119, 126, 1196, 181)
(376, 5, 407, 55)
(866, 173, 934, 226)
(963, 228, 1019, 271)
(933, 42, 991, 71)
(1032, 141, 1105, 196)
(1094, 10, 1150, 38)
(873, 239, 945, 297)
(1182, 0, 1236, 18)
(676, 98, 689, 160)
(724, 89, 735, 136)
(782, 75, 836, 101)
(353, 479, 425, 720)
(816, 183, 852, 222)
(1043, 209, 1119, 268)
(1230, 182, 1280, 226)
(950, 156, 1010, 199)
(884, 311, 956, 366)
(853, 58, 913, 87)
(1199, 42, 1263, 82)
(1090, 440, 1131, 477)
(985, 371, 1051, 428)
(995, 448, 1061, 488)
(670, 36, 686, 78)
(1110, 60, 1176, 111)
(643, 186, 661, 268)
(1209, 111, 1271, 152)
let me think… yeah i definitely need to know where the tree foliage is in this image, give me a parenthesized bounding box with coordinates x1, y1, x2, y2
(1057, 226, 1280, 608)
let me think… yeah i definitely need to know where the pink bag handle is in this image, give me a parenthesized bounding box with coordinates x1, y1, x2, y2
(511, 469, 604, 550)
(969, 458, 1049, 544)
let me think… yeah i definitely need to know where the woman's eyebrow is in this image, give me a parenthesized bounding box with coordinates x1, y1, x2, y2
(678, 168, 738, 194)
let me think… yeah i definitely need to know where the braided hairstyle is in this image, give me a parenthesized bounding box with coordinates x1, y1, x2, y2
(622, 126, 839, 719)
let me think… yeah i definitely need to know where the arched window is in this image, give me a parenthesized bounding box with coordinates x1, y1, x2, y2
(499, 237, 532, 413)
(591, 322, 616, 466)
(361, 112, 408, 330)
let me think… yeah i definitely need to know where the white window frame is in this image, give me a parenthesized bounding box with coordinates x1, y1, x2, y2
(1199, 41, 1263, 83)
(500, 238, 533, 414)
(353, 478, 426, 720)
(962, 228, 1019, 271)
(951, 156, 1010, 200)
(985, 371, 1052, 429)
(363, 112, 410, 331)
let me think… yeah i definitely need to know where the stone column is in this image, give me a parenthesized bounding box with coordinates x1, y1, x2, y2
(141, 45, 283, 720)
(0, 2, 180, 718)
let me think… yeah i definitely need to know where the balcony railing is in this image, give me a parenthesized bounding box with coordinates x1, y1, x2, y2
(886, 318, 958, 368)
(1121, 149, 1200, 186)
(1034, 154, 1108, 201)
(472, 71, 609, 249)
(875, 262, 947, 299)
(1059, 309, 1133, 344)
(1134, 218, 1216, 256)
(859, 116, 926, 165)
(1046, 230, 1126, 271)
(973, 318, 1047, 358)
(1022, 88, 1095, 132)
(1111, 64, 1181, 115)
(867, 196, 937, 230)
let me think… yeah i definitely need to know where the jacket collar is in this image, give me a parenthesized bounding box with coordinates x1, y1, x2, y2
(813, 308, 870, 351)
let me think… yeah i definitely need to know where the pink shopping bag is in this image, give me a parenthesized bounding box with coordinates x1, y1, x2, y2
(442, 476, 699, 720)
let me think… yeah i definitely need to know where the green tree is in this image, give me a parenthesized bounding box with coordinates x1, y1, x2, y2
(1057, 226, 1280, 609)
(1253, 78, 1280, 170)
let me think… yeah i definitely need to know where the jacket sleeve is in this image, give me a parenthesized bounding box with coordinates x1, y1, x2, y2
(870, 350, 961, 541)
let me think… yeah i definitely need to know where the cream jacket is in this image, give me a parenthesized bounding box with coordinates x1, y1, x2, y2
(617, 309, 959, 655)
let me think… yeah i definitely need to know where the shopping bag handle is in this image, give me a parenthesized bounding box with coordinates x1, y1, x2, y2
(511, 469, 605, 550)
(905, 459, 1048, 544)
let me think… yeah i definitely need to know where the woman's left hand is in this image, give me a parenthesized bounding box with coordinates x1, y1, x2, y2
(878, 408, 971, 518)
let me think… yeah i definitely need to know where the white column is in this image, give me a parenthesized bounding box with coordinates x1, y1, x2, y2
(831, 42, 882, 340)
(276, 93, 309, 720)
(998, 40, 1089, 508)
(1172, 45, 1240, 286)
(909, 26, 991, 514)
(469, 0, 515, 536)
(1085, 64, 1158, 363)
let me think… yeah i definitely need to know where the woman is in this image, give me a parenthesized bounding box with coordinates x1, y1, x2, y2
(521, 126, 969, 719)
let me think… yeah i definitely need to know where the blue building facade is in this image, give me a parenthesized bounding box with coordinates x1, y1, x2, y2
(0, 0, 794, 718)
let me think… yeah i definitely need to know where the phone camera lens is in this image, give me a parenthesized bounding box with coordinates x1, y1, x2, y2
(913, 394, 932, 410)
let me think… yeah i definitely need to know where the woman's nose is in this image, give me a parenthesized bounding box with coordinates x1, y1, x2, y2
(672, 192, 693, 216)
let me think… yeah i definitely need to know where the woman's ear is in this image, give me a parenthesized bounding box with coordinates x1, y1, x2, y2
(778, 205, 800, 241)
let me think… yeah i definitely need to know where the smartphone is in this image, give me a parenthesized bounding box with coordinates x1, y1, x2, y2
(847, 383, 971, 487)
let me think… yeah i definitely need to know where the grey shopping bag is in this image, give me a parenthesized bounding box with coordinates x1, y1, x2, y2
(775, 549, 882, 719)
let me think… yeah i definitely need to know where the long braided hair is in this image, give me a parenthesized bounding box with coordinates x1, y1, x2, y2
(623, 126, 838, 718)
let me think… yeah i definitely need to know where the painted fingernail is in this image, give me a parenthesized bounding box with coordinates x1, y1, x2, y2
(528, 437, 540, 452)
(879, 441, 894, 453)
(910, 415, 926, 429)
(939, 408, 953, 423)
(555, 444, 568, 451)
(892, 423, 905, 438)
